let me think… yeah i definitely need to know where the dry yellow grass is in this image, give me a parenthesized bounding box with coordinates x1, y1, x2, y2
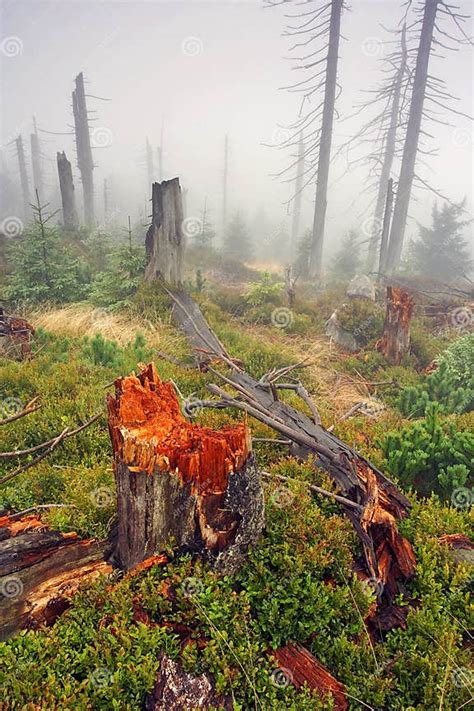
(27, 303, 185, 353)
(244, 323, 380, 420)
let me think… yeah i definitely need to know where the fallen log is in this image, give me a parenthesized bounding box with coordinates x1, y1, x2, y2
(0, 513, 112, 640)
(273, 642, 348, 711)
(377, 286, 414, 365)
(107, 363, 264, 572)
(166, 288, 416, 599)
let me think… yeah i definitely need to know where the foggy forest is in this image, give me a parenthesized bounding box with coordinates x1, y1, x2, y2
(0, 0, 473, 709)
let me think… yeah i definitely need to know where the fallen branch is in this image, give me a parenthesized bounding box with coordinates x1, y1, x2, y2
(262, 470, 363, 511)
(0, 412, 102, 459)
(0, 397, 40, 426)
(0, 429, 69, 486)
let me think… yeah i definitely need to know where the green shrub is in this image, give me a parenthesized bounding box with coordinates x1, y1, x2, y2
(336, 300, 384, 347)
(397, 360, 473, 417)
(245, 272, 283, 307)
(379, 404, 474, 498)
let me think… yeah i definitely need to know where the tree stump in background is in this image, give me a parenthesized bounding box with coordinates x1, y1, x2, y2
(377, 286, 414, 365)
(145, 178, 185, 286)
(56, 151, 79, 230)
(107, 363, 264, 572)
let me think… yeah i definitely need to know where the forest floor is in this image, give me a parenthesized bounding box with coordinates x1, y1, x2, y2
(0, 283, 473, 710)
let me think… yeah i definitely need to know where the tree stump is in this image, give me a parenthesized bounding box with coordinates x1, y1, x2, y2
(377, 286, 414, 365)
(57, 151, 79, 230)
(107, 363, 264, 572)
(145, 178, 185, 286)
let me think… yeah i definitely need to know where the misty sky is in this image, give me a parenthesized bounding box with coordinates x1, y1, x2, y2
(1, 0, 473, 259)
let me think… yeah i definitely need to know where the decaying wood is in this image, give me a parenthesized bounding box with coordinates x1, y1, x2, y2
(273, 642, 348, 711)
(145, 179, 185, 286)
(0, 311, 35, 360)
(72, 72, 94, 226)
(166, 288, 416, 601)
(146, 654, 233, 711)
(57, 151, 79, 229)
(0, 513, 111, 640)
(377, 286, 414, 365)
(107, 363, 264, 572)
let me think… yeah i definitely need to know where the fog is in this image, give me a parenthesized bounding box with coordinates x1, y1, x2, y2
(1, 0, 473, 263)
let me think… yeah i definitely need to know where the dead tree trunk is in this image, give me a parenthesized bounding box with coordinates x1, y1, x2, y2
(107, 363, 264, 572)
(57, 151, 79, 230)
(284, 265, 298, 308)
(308, 0, 343, 281)
(290, 132, 305, 262)
(15, 135, 30, 218)
(366, 25, 408, 273)
(386, 0, 439, 274)
(30, 117, 44, 200)
(377, 286, 414, 365)
(167, 288, 416, 600)
(146, 137, 154, 187)
(72, 72, 95, 227)
(378, 178, 394, 277)
(145, 178, 185, 286)
(222, 133, 229, 236)
(0, 513, 111, 640)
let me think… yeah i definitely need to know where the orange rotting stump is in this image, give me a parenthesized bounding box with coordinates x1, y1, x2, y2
(107, 363, 263, 572)
(108, 362, 251, 495)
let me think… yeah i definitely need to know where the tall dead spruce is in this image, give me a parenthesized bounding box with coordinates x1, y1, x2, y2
(72, 72, 95, 227)
(270, 0, 344, 281)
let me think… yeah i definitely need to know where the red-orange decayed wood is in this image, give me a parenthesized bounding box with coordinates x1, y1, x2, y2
(108, 363, 251, 495)
(274, 642, 348, 710)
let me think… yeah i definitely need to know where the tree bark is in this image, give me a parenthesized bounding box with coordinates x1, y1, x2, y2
(386, 1, 439, 274)
(377, 286, 414, 365)
(57, 151, 79, 230)
(378, 178, 394, 277)
(308, 0, 343, 281)
(15, 135, 30, 218)
(107, 363, 264, 572)
(366, 25, 407, 273)
(290, 132, 305, 262)
(145, 178, 185, 286)
(72, 72, 95, 227)
(0, 513, 111, 640)
(30, 118, 44, 200)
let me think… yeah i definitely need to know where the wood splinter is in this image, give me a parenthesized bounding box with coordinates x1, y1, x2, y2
(107, 363, 264, 572)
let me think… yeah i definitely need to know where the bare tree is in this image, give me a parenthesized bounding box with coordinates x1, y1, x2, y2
(222, 133, 229, 235)
(57, 151, 79, 230)
(366, 25, 409, 271)
(269, 0, 345, 281)
(30, 117, 44, 200)
(72, 72, 95, 226)
(145, 137, 154, 186)
(15, 135, 30, 218)
(386, 0, 473, 273)
(290, 132, 305, 261)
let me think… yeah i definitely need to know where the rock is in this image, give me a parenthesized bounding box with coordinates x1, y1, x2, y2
(146, 655, 233, 710)
(325, 311, 358, 352)
(347, 275, 376, 301)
